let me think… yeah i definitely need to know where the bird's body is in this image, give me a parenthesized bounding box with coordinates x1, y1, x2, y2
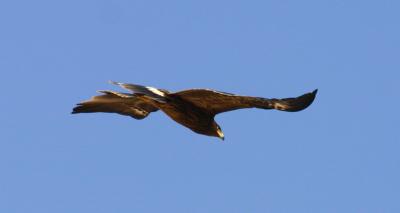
(158, 94, 217, 136)
(72, 81, 317, 140)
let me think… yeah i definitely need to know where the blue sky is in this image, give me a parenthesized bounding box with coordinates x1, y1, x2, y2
(1, 0, 399, 212)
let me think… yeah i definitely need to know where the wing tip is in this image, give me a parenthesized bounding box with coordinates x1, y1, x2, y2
(277, 89, 318, 112)
(71, 107, 79, 114)
(309, 89, 318, 102)
(109, 80, 121, 86)
(300, 88, 318, 111)
(71, 104, 84, 114)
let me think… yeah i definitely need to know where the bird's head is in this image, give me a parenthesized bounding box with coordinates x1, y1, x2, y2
(216, 125, 225, 141)
(210, 122, 224, 141)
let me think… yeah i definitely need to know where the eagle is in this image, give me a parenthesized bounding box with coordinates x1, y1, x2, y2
(72, 81, 317, 140)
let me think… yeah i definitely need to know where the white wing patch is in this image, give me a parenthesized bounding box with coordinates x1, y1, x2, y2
(273, 102, 287, 110)
(146, 86, 165, 97)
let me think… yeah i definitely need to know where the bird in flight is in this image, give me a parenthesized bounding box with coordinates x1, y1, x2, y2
(72, 81, 317, 140)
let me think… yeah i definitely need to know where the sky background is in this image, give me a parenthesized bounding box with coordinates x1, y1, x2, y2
(0, 0, 399, 212)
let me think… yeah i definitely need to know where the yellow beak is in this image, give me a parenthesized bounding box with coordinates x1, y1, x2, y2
(217, 129, 225, 141)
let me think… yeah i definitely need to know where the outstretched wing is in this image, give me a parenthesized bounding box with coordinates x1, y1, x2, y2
(72, 90, 159, 119)
(173, 89, 317, 115)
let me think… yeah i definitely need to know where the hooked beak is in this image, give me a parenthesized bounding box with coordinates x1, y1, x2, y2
(217, 129, 225, 141)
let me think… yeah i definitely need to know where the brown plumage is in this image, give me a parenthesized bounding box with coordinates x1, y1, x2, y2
(72, 81, 318, 140)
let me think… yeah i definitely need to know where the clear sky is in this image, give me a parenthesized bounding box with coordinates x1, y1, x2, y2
(1, 0, 399, 212)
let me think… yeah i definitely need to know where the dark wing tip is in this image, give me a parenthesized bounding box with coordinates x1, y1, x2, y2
(308, 89, 318, 103)
(275, 89, 318, 112)
(310, 89, 318, 103)
(71, 105, 82, 114)
(294, 88, 318, 111)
